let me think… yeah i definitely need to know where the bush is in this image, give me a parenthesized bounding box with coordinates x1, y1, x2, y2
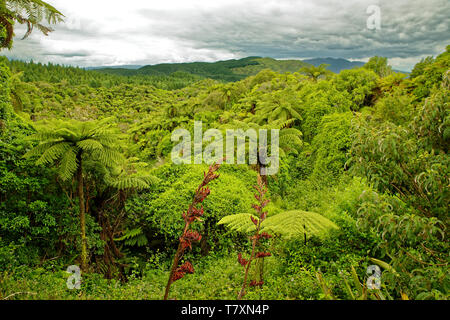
(126, 164, 257, 252)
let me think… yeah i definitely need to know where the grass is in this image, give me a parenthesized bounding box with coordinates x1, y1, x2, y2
(0, 252, 322, 300)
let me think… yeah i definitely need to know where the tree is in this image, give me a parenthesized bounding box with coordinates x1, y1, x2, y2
(299, 64, 331, 82)
(0, 56, 11, 126)
(252, 89, 302, 125)
(1, 0, 63, 49)
(24, 118, 123, 271)
(333, 68, 378, 110)
(364, 56, 393, 78)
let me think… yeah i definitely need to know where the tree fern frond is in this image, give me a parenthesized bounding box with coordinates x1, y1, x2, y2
(108, 176, 148, 190)
(218, 210, 338, 239)
(106, 171, 159, 190)
(52, 127, 78, 141)
(114, 227, 148, 247)
(140, 175, 160, 186)
(23, 139, 60, 158)
(261, 210, 338, 238)
(217, 213, 259, 233)
(280, 127, 303, 137)
(76, 139, 104, 152)
(35, 141, 70, 166)
(58, 147, 78, 181)
(92, 147, 123, 168)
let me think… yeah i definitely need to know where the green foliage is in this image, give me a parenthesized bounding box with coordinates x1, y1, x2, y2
(0, 56, 11, 124)
(1, 0, 64, 49)
(350, 87, 449, 220)
(6, 59, 202, 90)
(363, 56, 393, 78)
(218, 210, 338, 239)
(97, 57, 309, 83)
(0, 45, 449, 300)
(333, 68, 378, 110)
(310, 112, 352, 181)
(372, 88, 415, 125)
(296, 79, 352, 141)
(114, 227, 148, 247)
(299, 63, 332, 81)
(348, 65, 449, 299)
(409, 46, 450, 100)
(0, 115, 78, 269)
(24, 118, 124, 181)
(125, 164, 256, 250)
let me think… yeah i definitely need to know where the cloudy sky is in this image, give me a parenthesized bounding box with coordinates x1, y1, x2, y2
(4, 0, 450, 71)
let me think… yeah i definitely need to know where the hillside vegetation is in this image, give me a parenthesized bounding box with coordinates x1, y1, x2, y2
(0, 45, 449, 300)
(95, 56, 327, 81)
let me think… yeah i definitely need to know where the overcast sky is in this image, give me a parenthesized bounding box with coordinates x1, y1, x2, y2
(3, 0, 449, 71)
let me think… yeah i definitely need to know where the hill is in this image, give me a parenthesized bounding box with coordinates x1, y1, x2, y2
(302, 57, 365, 73)
(92, 57, 313, 81)
(93, 56, 405, 82)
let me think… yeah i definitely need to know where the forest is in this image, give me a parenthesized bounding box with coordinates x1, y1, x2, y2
(0, 0, 449, 301)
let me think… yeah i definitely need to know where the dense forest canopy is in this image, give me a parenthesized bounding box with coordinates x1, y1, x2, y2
(0, 2, 449, 300)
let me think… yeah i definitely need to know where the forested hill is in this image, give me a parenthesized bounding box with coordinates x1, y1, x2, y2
(5, 59, 203, 90)
(92, 56, 372, 81)
(94, 57, 304, 81)
(6, 56, 406, 87)
(303, 58, 365, 73)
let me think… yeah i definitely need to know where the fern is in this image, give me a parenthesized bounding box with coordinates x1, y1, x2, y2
(4, 0, 64, 43)
(104, 157, 160, 191)
(218, 213, 258, 233)
(218, 210, 338, 239)
(24, 118, 124, 181)
(114, 227, 148, 247)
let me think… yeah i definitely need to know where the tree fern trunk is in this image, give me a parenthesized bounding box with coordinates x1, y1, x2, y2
(77, 155, 88, 272)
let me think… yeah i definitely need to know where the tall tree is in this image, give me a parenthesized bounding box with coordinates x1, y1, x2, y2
(24, 118, 123, 271)
(364, 56, 393, 78)
(1, 0, 63, 49)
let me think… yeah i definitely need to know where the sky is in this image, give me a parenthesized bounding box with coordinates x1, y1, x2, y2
(3, 0, 450, 71)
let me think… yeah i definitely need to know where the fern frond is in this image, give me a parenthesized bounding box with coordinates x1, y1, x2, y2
(262, 210, 338, 238)
(35, 141, 70, 166)
(58, 147, 78, 181)
(93, 147, 123, 168)
(217, 213, 259, 233)
(23, 139, 60, 159)
(218, 210, 338, 239)
(114, 227, 148, 247)
(76, 139, 104, 152)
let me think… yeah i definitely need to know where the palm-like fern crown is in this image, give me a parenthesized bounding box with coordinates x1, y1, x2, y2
(218, 119, 303, 156)
(253, 90, 302, 124)
(218, 210, 338, 239)
(24, 118, 124, 181)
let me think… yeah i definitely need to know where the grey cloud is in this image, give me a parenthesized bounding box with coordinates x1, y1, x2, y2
(3, 0, 449, 70)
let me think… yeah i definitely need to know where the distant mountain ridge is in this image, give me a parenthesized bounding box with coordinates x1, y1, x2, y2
(91, 56, 406, 81)
(302, 58, 365, 73)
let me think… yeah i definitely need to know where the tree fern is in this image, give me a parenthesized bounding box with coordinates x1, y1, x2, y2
(218, 210, 338, 239)
(23, 118, 127, 271)
(217, 119, 303, 157)
(25, 118, 124, 181)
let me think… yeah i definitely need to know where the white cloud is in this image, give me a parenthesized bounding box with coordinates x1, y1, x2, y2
(3, 0, 449, 71)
